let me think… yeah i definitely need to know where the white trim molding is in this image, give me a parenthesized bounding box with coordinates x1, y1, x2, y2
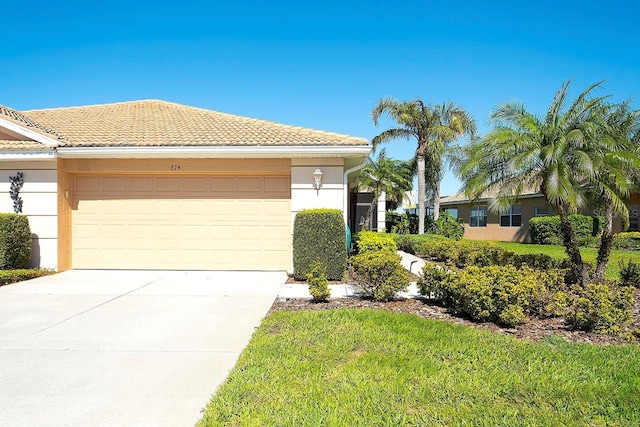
(56, 145, 372, 159)
(0, 151, 56, 161)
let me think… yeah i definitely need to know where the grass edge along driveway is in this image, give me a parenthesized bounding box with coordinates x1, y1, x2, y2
(199, 309, 640, 426)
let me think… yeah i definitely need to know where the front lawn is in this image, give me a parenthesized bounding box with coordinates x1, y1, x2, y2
(492, 241, 640, 279)
(199, 309, 640, 426)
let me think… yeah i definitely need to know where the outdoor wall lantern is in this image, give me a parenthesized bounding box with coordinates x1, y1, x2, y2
(313, 168, 323, 193)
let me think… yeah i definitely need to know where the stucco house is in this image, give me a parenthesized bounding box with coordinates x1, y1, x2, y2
(0, 100, 377, 271)
(440, 189, 640, 242)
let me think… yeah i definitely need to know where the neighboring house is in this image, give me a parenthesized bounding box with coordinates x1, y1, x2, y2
(440, 190, 640, 242)
(0, 100, 375, 271)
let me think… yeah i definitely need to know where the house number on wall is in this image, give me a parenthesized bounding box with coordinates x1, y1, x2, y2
(170, 164, 181, 171)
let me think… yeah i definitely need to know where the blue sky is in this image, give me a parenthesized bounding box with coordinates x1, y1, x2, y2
(3, 0, 639, 195)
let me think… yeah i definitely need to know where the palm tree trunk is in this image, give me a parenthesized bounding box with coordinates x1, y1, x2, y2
(433, 180, 441, 221)
(362, 196, 378, 231)
(594, 198, 614, 283)
(556, 203, 590, 286)
(417, 155, 426, 234)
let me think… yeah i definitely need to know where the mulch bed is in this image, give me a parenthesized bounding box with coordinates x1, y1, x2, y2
(270, 289, 640, 346)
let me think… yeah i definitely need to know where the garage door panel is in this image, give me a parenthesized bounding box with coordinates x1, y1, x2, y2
(72, 173, 291, 270)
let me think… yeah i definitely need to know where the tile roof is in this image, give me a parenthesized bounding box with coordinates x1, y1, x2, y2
(0, 105, 65, 141)
(440, 186, 542, 205)
(21, 100, 369, 148)
(0, 140, 52, 151)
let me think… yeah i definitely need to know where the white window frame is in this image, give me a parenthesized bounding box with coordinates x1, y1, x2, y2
(500, 204, 522, 227)
(469, 205, 487, 227)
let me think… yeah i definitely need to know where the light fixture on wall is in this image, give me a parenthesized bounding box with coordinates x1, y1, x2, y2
(313, 168, 323, 193)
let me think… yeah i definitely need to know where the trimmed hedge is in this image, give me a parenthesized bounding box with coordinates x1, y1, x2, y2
(612, 232, 640, 251)
(0, 213, 32, 269)
(390, 233, 450, 255)
(293, 209, 347, 281)
(0, 269, 56, 287)
(351, 250, 409, 301)
(355, 231, 397, 254)
(529, 214, 601, 246)
(419, 264, 568, 327)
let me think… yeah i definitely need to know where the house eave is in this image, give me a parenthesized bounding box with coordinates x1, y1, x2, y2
(0, 151, 56, 161)
(440, 193, 545, 206)
(55, 145, 372, 159)
(0, 117, 60, 147)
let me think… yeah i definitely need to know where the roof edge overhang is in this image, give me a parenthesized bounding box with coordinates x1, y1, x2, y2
(440, 193, 545, 206)
(0, 117, 60, 147)
(0, 150, 56, 161)
(56, 145, 372, 159)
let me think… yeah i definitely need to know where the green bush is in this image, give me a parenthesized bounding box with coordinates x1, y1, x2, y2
(385, 212, 409, 234)
(419, 263, 570, 327)
(529, 214, 600, 246)
(0, 214, 32, 269)
(0, 269, 56, 287)
(417, 239, 505, 267)
(612, 232, 640, 251)
(390, 233, 449, 255)
(564, 282, 634, 335)
(307, 261, 330, 302)
(433, 212, 464, 240)
(500, 252, 563, 271)
(619, 260, 640, 288)
(356, 231, 397, 254)
(293, 209, 347, 280)
(351, 250, 410, 301)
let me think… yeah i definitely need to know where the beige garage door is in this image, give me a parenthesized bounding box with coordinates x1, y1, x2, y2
(71, 174, 291, 270)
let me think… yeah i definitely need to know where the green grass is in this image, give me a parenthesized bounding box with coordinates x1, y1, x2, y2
(199, 309, 640, 426)
(492, 241, 640, 279)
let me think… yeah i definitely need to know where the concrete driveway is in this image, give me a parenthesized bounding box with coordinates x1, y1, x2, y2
(0, 270, 285, 427)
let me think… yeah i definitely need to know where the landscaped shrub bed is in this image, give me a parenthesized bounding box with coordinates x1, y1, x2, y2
(354, 231, 397, 254)
(385, 212, 464, 239)
(612, 232, 640, 250)
(390, 233, 450, 255)
(0, 269, 56, 287)
(529, 214, 601, 246)
(293, 209, 347, 280)
(350, 250, 409, 301)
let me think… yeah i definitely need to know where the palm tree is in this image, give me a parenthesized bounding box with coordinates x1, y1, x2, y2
(457, 80, 614, 286)
(357, 149, 413, 231)
(591, 101, 640, 281)
(372, 98, 476, 234)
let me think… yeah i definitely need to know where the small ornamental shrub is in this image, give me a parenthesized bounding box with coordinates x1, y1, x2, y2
(612, 232, 640, 251)
(293, 209, 347, 280)
(529, 214, 600, 246)
(417, 262, 456, 302)
(619, 260, 640, 288)
(356, 231, 397, 254)
(307, 261, 330, 302)
(500, 252, 563, 271)
(390, 233, 449, 255)
(0, 213, 32, 269)
(564, 282, 634, 335)
(351, 250, 410, 302)
(433, 212, 464, 240)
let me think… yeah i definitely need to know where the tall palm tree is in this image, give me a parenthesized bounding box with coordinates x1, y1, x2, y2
(591, 101, 640, 281)
(357, 149, 413, 231)
(372, 98, 476, 234)
(457, 80, 612, 286)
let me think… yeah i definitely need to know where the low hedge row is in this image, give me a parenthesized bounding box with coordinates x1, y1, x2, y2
(419, 263, 634, 333)
(612, 232, 640, 251)
(355, 231, 397, 254)
(0, 269, 56, 287)
(390, 233, 450, 255)
(529, 214, 601, 246)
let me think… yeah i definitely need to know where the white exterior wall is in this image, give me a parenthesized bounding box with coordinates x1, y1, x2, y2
(377, 191, 386, 232)
(0, 161, 57, 269)
(291, 158, 345, 220)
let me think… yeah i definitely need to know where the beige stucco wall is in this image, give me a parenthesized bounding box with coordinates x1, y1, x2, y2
(0, 161, 58, 268)
(447, 197, 552, 242)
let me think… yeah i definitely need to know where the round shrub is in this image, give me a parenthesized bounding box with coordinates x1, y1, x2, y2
(529, 214, 600, 246)
(564, 282, 634, 335)
(351, 250, 410, 302)
(293, 209, 347, 281)
(619, 260, 640, 288)
(355, 231, 397, 254)
(0, 213, 31, 269)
